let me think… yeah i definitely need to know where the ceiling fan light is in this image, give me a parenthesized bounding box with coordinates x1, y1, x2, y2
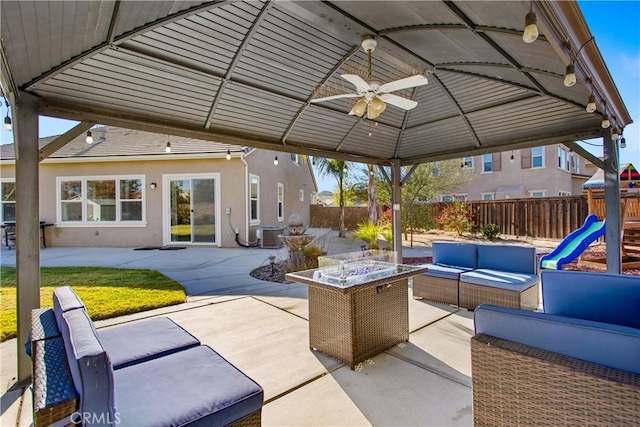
(350, 99, 367, 117)
(367, 97, 386, 119)
(564, 63, 576, 87)
(523, 10, 539, 44)
(586, 94, 596, 113)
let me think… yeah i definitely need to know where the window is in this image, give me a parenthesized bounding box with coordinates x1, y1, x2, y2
(58, 176, 144, 224)
(462, 156, 474, 168)
(532, 146, 544, 168)
(299, 189, 304, 202)
(481, 193, 495, 201)
(249, 174, 260, 224)
(557, 147, 570, 171)
(529, 190, 546, 198)
(571, 154, 580, 174)
(431, 162, 440, 177)
(1, 180, 16, 222)
(277, 183, 284, 222)
(441, 194, 467, 202)
(290, 153, 300, 166)
(441, 195, 453, 202)
(482, 154, 493, 172)
(558, 190, 571, 196)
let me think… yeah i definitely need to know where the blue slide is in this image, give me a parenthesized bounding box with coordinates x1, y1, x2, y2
(540, 214, 606, 270)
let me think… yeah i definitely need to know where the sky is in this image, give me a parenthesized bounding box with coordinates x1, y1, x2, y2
(0, 1, 638, 193)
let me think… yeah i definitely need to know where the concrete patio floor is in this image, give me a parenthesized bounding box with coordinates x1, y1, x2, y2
(0, 229, 474, 426)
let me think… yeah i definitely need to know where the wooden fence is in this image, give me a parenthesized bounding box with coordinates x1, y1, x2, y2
(311, 196, 591, 239)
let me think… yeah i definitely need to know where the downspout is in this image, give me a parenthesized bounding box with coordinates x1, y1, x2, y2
(241, 154, 250, 244)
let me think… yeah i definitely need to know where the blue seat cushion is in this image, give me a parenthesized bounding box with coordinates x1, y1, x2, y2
(26, 307, 61, 357)
(60, 309, 116, 424)
(476, 244, 537, 275)
(53, 286, 85, 327)
(114, 345, 264, 427)
(542, 270, 640, 329)
(460, 269, 539, 292)
(424, 263, 473, 280)
(432, 242, 478, 269)
(475, 304, 640, 375)
(98, 317, 200, 369)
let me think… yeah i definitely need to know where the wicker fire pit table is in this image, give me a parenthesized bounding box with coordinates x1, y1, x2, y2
(286, 259, 427, 369)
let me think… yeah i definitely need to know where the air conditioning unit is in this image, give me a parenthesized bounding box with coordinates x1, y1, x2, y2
(260, 226, 284, 248)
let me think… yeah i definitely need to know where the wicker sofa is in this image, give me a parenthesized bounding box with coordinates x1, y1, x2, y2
(30, 286, 263, 427)
(413, 241, 539, 310)
(471, 270, 640, 426)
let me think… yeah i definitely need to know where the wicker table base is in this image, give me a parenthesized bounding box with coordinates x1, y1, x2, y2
(308, 278, 409, 369)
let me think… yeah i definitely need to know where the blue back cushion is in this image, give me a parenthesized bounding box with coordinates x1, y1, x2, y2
(477, 244, 536, 274)
(542, 270, 640, 329)
(60, 309, 116, 427)
(53, 286, 85, 327)
(432, 242, 477, 269)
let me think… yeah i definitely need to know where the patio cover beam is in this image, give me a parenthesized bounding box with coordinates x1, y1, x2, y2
(14, 91, 40, 385)
(563, 141, 604, 170)
(39, 121, 95, 161)
(603, 131, 621, 273)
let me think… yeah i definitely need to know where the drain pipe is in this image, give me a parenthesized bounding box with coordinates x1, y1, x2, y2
(241, 154, 251, 245)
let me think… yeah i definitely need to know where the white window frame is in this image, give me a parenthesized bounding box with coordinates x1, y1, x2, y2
(529, 190, 546, 198)
(56, 175, 146, 226)
(531, 146, 545, 168)
(249, 174, 260, 226)
(572, 154, 580, 174)
(481, 192, 495, 200)
(558, 190, 571, 196)
(557, 147, 571, 172)
(1, 179, 16, 223)
(290, 153, 300, 166)
(299, 189, 304, 202)
(462, 156, 474, 168)
(277, 183, 284, 222)
(482, 154, 493, 173)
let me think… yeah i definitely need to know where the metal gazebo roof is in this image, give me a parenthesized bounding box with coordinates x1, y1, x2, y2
(0, 1, 632, 165)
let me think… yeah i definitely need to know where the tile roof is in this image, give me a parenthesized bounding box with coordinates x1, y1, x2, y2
(0, 126, 247, 160)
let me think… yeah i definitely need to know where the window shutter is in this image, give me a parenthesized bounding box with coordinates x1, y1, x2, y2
(492, 152, 501, 171)
(521, 148, 532, 169)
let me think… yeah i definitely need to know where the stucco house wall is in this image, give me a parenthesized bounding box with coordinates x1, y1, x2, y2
(0, 127, 316, 248)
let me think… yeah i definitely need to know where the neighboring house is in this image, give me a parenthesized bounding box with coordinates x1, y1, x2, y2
(0, 126, 317, 248)
(439, 145, 591, 201)
(315, 190, 335, 207)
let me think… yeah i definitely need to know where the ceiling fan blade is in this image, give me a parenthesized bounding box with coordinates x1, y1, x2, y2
(378, 74, 428, 93)
(341, 74, 371, 93)
(310, 93, 361, 103)
(378, 94, 418, 110)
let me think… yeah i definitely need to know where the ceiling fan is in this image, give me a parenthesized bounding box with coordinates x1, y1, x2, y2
(310, 36, 428, 120)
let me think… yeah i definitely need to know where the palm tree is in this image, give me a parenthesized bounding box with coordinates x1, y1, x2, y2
(314, 158, 350, 237)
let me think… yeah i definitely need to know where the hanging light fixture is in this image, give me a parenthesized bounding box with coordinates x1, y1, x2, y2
(367, 97, 386, 120)
(273, 156, 278, 166)
(3, 114, 11, 131)
(522, 1, 539, 44)
(564, 64, 576, 87)
(165, 141, 171, 153)
(586, 94, 597, 113)
(601, 114, 610, 129)
(85, 130, 93, 144)
(620, 136, 626, 149)
(342, 164, 347, 174)
(226, 148, 231, 160)
(612, 128, 619, 141)
(350, 99, 367, 117)
(510, 152, 515, 164)
(312, 158, 316, 166)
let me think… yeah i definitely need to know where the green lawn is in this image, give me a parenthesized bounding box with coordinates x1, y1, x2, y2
(0, 266, 186, 342)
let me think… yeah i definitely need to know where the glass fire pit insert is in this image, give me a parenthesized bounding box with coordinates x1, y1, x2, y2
(312, 261, 398, 287)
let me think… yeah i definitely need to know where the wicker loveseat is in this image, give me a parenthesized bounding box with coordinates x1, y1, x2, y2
(413, 241, 539, 310)
(471, 270, 640, 426)
(30, 287, 263, 427)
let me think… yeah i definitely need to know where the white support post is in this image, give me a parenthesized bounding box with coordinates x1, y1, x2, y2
(603, 130, 621, 273)
(391, 159, 403, 261)
(14, 91, 40, 385)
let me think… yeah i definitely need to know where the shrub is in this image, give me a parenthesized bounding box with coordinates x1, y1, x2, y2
(351, 219, 382, 249)
(304, 244, 324, 268)
(380, 224, 393, 250)
(437, 200, 472, 236)
(480, 223, 500, 240)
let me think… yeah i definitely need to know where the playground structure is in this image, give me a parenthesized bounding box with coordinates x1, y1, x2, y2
(541, 163, 640, 270)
